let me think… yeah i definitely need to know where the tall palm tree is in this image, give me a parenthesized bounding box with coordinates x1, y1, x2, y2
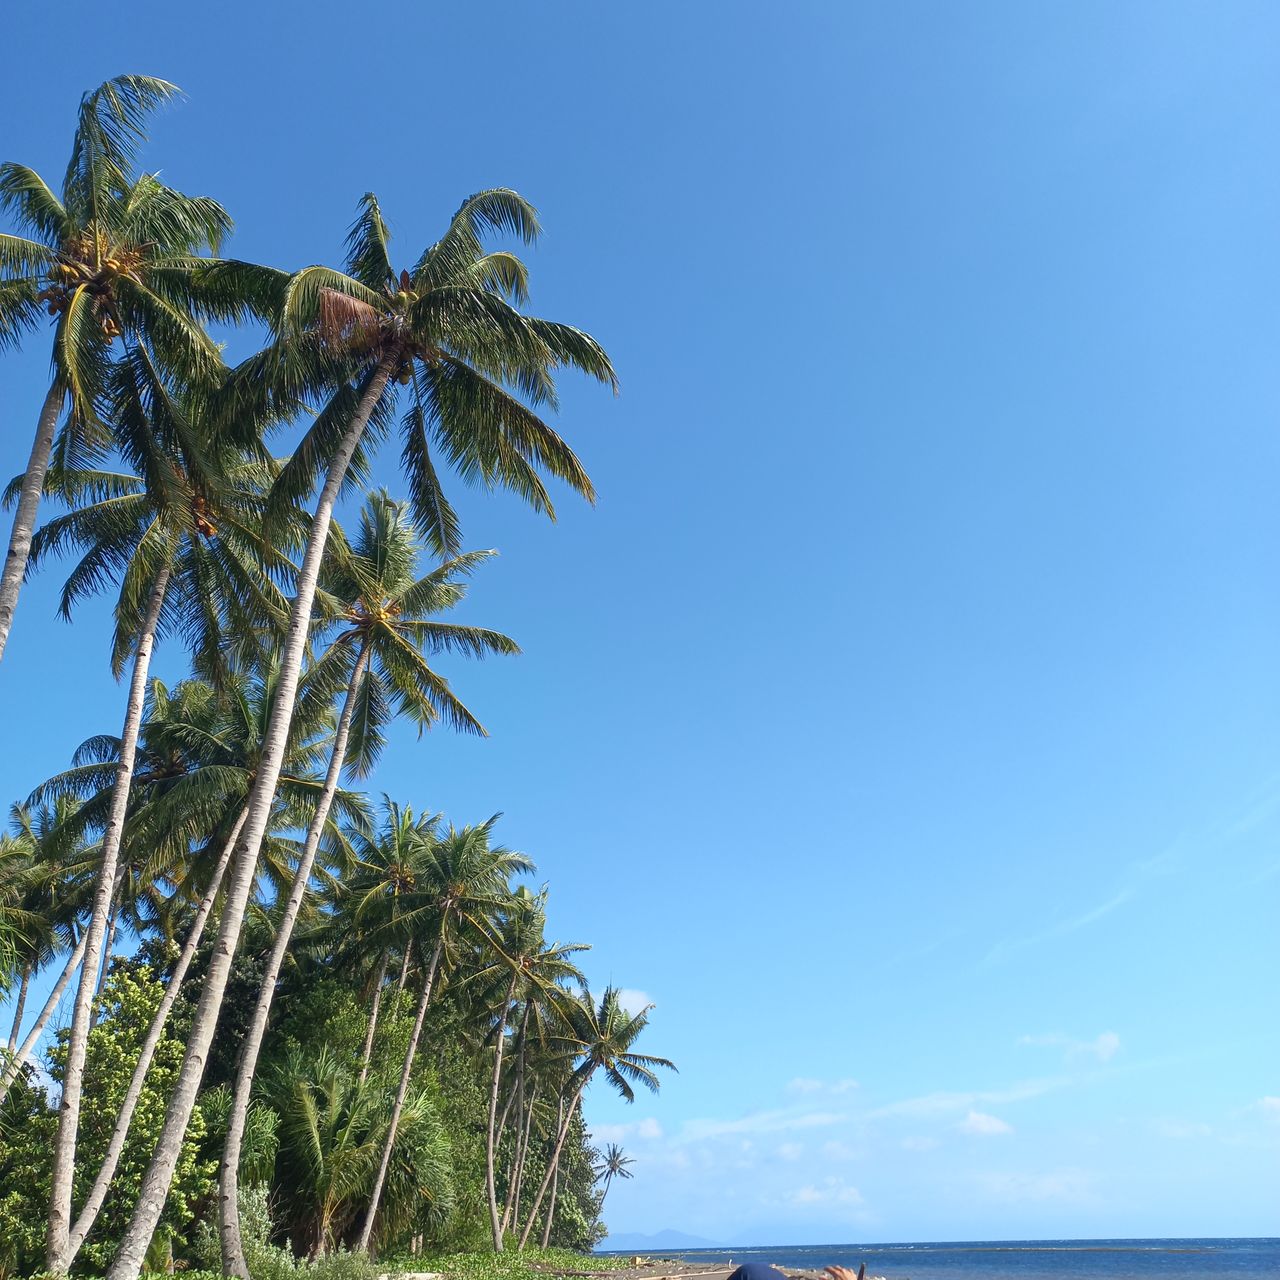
(518, 988, 674, 1249)
(31, 666, 365, 1269)
(596, 1143, 634, 1209)
(476, 888, 587, 1249)
(356, 817, 532, 1252)
(28, 370, 293, 1274)
(218, 494, 517, 1278)
(0, 75, 233, 661)
(112, 189, 613, 1280)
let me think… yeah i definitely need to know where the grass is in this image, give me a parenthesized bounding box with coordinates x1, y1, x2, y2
(389, 1248, 641, 1280)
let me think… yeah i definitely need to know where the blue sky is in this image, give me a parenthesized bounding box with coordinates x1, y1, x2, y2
(1, 0, 1278, 1245)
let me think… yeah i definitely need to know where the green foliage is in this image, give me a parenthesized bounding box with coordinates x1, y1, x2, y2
(0, 959, 213, 1277)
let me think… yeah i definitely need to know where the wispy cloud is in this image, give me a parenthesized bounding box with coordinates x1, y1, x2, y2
(1256, 1096, 1280, 1123)
(973, 1168, 1098, 1205)
(785, 1178, 865, 1208)
(786, 1076, 859, 1096)
(679, 1108, 848, 1141)
(867, 1076, 1066, 1121)
(982, 889, 1133, 968)
(591, 1117, 664, 1144)
(1018, 1031, 1120, 1062)
(958, 1109, 1014, 1136)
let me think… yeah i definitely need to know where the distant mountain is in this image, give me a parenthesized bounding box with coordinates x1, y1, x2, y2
(598, 1229, 727, 1252)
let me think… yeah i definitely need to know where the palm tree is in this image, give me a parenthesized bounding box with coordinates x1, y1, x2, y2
(518, 988, 674, 1249)
(356, 817, 532, 1252)
(595, 1143, 634, 1210)
(31, 666, 365, 1269)
(0, 75, 233, 661)
(112, 189, 613, 1280)
(218, 495, 517, 1278)
(28, 372, 294, 1274)
(0, 799, 94, 1099)
(476, 888, 587, 1249)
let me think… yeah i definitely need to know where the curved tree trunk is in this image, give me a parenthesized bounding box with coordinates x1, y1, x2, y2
(518, 1078, 589, 1250)
(7, 963, 31, 1053)
(486, 974, 519, 1249)
(48, 564, 170, 1273)
(107, 356, 395, 1280)
(397, 940, 413, 991)
(63, 807, 247, 1265)
(220, 647, 371, 1280)
(0, 378, 64, 664)
(357, 951, 390, 1086)
(540, 1095, 566, 1249)
(0, 929, 91, 1104)
(356, 935, 444, 1254)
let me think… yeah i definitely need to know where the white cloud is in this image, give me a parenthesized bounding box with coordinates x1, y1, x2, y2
(958, 1109, 1013, 1136)
(786, 1178, 865, 1208)
(1256, 1096, 1280, 1122)
(590, 1116, 663, 1144)
(983, 891, 1133, 967)
(868, 1077, 1063, 1120)
(974, 1168, 1097, 1204)
(777, 1142, 804, 1161)
(901, 1135, 940, 1152)
(616, 988, 653, 1016)
(786, 1076, 858, 1096)
(821, 1139, 859, 1161)
(680, 1108, 846, 1141)
(1018, 1031, 1120, 1062)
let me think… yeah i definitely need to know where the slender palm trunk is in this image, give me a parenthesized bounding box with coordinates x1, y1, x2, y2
(540, 1096, 566, 1249)
(518, 1077, 590, 1250)
(600, 1170, 614, 1210)
(356, 935, 444, 1253)
(7, 963, 31, 1052)
(220, 647, 371, 1280)
(0, 930, 91, 1104)
(486, 974, 519, 1249)
(397, 940, 412, 991)
(357, 951, 390, 1086)
(62, 807, 247, 1266)
(48, 564, 170, 1272)
(108, 356, 395, 1280)
(0, 379, 64, 664)
(501, 1076, 536, 1236)
(88, 903, 119, 1031)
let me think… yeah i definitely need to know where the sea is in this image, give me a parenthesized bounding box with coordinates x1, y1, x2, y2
(598, 1240, 1280, 1280)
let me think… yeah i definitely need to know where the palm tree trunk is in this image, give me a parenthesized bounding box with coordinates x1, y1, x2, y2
(0, 379, 64, 664)
(220, 646, 371, 1280)
(501, 1076, 536, 1237)
(357, 951, 390, 1086)
(7, 963, 31, 1053)
(540, 1096, 566, 1249)
(48, 563, 170, 1272)
(356, 934, 444, 1254)
(88, 902, 119, 1031)
(62, 807, 247, 1265)
(486, 973, 519, 1249)
(397, 940, 413, 991)
(600, 1169, 614, 1210)
(518, 1077, 589, 1250)
(0, 929, 91, 1104)
(107, 355, 395, 1280)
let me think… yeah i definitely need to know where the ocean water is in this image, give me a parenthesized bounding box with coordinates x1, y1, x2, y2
(602, 1240, 1280, 1280)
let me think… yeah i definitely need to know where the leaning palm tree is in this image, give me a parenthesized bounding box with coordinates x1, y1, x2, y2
(356, 817, 532, 1252)
(27, 365, 294, 1275)
(518, 988, 674, 1249)
(596, 1143, 634, 1210)
(217, 493, 517, 1278)
(0, 75, 234, 661)
(30, 665, 365, 1270)
(112, 189, 613, 1280)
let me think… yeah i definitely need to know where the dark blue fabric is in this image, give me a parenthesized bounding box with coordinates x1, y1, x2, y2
(727, 1266, 788, 1280)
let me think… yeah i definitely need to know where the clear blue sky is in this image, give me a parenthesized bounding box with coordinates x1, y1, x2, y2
(1, 0, 1278, 1245)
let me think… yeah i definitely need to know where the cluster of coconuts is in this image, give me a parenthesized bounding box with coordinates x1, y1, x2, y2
(36, 259, 127, 337)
